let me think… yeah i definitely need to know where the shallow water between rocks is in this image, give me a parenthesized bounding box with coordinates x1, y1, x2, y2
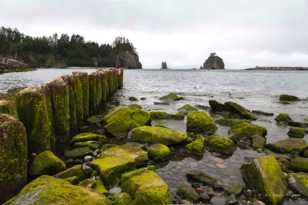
(1, 68, 308, 204)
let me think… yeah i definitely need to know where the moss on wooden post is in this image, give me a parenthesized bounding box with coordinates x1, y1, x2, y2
(74, 72, 89, 119)
(0, 114, 28, 204)
(16, 87, 52, 154)
(89, 73, 98, 114)
(0, 99, 16, 116)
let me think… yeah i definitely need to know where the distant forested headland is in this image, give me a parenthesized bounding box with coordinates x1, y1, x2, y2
(0, 27, 142, 69)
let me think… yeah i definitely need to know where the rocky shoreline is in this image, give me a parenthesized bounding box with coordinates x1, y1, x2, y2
(246, 66, 308, 71)
(1, 70, 308, 204)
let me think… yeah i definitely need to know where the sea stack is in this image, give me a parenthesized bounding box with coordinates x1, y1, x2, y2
(202, 53, 225, 70)
(161, 61, 168, 69)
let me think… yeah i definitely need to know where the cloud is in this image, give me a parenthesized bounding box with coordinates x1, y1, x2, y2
(0, 0, 308, 68)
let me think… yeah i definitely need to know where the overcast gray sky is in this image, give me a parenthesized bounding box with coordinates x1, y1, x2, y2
(1, 0, 308, 69)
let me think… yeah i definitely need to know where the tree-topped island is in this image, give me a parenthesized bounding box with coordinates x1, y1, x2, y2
(201, 52, 225, 70)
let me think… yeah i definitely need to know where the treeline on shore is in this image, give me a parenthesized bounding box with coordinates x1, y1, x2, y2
(0, 27, 138, 68)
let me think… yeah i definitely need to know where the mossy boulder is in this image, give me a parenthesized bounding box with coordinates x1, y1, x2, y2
(207, 135, 236, 156)
(240, 155, 287, 205)
(91, 143, 148, 185)
(159, 92, 184, 102)
(130, 126, 187, 145)
(30, 150, 66, 177)
(289, 157, 308, 172)
(187, 111, 217, 134)
(209, 100, 226, 112)
(150, 111, 184, 120)
(0, 99, 16, 116)
(288, 173, 308, 198)
(79, 177, 108, 194)
(288, 127, 305, 138)
(103, 106, 151, 138)
(110, 192, 132, 205)
(216, 118, 248, 127)
(279, 94, 300, 102)
(266, 139, 308, 154)
(71, 132, 107, 144)
(3, 175, 112, 205)
(120, 168, 172, 205)
(64, 146, 93, 159)
(224, 101, 257, 120)
(55, 164, 87, 183)
(176, 182, 200, 202)
(229, 122, 267, 149)
(185, 136, 205, 154)
(177, 104, 199, 115)
(0, 114, 28, 204)
(148, 144, 171, 160)
(275, 113, 292, 124)
(16, 87, 53, 154)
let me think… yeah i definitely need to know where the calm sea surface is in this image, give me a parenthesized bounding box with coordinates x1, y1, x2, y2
(1, 69, 308, 204)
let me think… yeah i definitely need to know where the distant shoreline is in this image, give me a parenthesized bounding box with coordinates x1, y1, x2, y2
(246, 66, 308, 71)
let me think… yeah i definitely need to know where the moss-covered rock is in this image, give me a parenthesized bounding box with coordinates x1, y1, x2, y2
(110, 192, 132, 205)
(55, 164, 87, 183)
(288, 127, 305, 138)
(229, 122, 267, 149)
(176, 183, 200, 202)
(103, 106, 151, 138)
(185, 136, 205, 154)
(275, 113, 292, 124)
(91, 143, 148, 186)
(216, 118, 248, 127)
(120, 168, 172, 205)
(3, 175, 112, 205)
(159, 92, 184, 102)
(240, 155, 287, 205)
(79, 177, 108, 194)
(129, 96, 138, 101)
(150, 111, 184, 120)
(148, 144, 171, 160)
(71, 132, 107, 144)
(209, 100, 226, 112)
(186, 170, 217, 186)
(288, 173, 308, 198)
(72, 141, 101, 150)
(177, 104, 199, 115)
(187, 111, 217, 134)
(0, 99, 16, 116)
(0, 114, 28, 204)
(64, 146, 93, 158)
(288, 121, 308, 128)
(289, 157, 308, 172)
(266, 139, 307, 154)
(30, 150, 66, 177)
(279, 94, 300, 102)
(130, 126, 187, 145)
(207, 135, 236, 156)
(16, 87, 53, 154)
(224, 101, 257, 120)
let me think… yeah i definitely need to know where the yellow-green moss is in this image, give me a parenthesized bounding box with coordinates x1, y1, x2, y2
(177, 104, 198, 115)
(79, 177, 108, 194)
(131, 126, 187, 145)
(0, 114, 28, 204)
(207, 135, 236, 156)
(55, 164, 87, 183)
(4, 175, 112, 205)
(110, 192, 132, 205)
(159, 92, 184, 102)
(241, 155, 287, 205)
(224, 101, 257, 120)
(267, 138, 307, 154)
(71, 132, 107, 144)
(288, 127, 305, 138)
(216, 118, 248, 127)
(289, 173, 308, 198)
(89, 73, 98, 114)
(103, 106, 151, 138)
(289, 157, 308, 172)
(185, 136, 205, 154)
(148, 144, 171, 160)
(230, 122, 267, 143)
(30, 150, 66, 177)
(187, 111, 217, 134)
(275, 113, 292, 124)
(150, 111, 184, 120)
(16, 87, 53, 154)
(0, 99, 16, 116)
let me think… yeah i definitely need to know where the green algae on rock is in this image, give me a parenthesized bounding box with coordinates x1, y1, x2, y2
(177, 104, 199, 115)
(16, 87, 53, 154)
(3, 175, 112, 205)
(30, 150, 65, 177)
(207, 135, 236, 156)
(241, 155, 287, 205)
(130, 126, 187, 145)
(216, 118, 248, 127)
(71, 132, 107, 144)
(209, 100, 227, 113)
(176, 182, 200, 202)
(279, 94, 300, 102)
(0, 114, 28, 204)
(64, 146, 93, 159)
(266, 138, 308, 154)
(150, 111, 184, 120)
(103, 106, 151, 138)
(289, 157, 308, 172)
(186, 170, 218, 187)
(187, 111, 217, 134)
(288, 173, 308, 198)
(159, 92, 184, 102)
(275, 113, 292, 124)
(288, 127, 305, 138)
(110, 192, 132, 205)
(0, 99, 16, 116)
(148, 144, 171, 160)
(55, 164, 87, 184)
(185, 136, 205, 154)
(224, 101, 257, 120)
(120, 168, 172, 205)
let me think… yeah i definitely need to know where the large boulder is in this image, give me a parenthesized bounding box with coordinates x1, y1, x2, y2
(103, 106, 151, 138)
(224, 101, 256, 120)
(266, 139, 307, 154)
(202, 53, 225, 70)
(241, 155, 287, 205)
(3, 175, 112, 205)
(147, 144, 171, 160)
(187, 111, 217, 134)
(0, 114, 28, 204)
(91, 143, 148, 185)
(30, 150, 66, 177)
(120, 168, 172, 205)
(130, 126, 187, 145)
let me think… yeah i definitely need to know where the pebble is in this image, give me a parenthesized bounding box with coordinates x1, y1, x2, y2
(93, 149, 101, 157)
(84, 155, 93, 162)
(82, 163, 93, 176)
(109, 187, 122, 194)
(200, 192, 210, 201)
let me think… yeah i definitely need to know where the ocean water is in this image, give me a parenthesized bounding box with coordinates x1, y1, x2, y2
(1, 68, 308, 204)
